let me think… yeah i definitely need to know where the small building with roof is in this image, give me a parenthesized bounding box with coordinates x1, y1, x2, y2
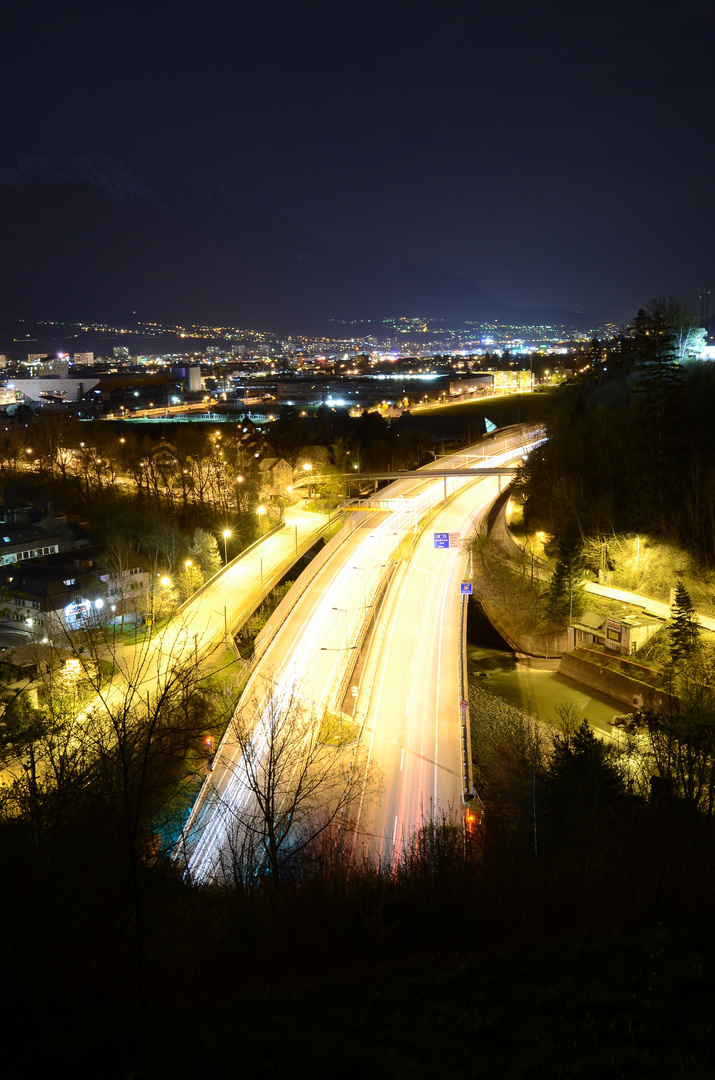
(568, 609, 662, 656)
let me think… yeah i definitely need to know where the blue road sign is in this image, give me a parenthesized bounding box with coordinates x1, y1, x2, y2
(460, 582, 473, 595)
(434, 532, 449, 549)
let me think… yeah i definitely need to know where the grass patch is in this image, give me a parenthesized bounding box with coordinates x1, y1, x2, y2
(318, 711, 359, 745)
(322, 518, 344, 540)
(415, 389, 552, 425)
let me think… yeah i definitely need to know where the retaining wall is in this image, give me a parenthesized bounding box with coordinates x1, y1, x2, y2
(558, 649, 677, 712)
(475, 591, 570, 658)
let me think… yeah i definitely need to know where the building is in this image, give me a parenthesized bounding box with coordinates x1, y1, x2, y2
(0, 523, 61, 565)
(258, 457, 293, 497)
(568, 610, 661, 655)
(448, 375, 493, 396)
(5, 374, 100, 403)
(0, 548, 148, 637)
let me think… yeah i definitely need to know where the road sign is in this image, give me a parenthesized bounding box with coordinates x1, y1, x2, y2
(434, 532, 449, 549)
(460, 582, 473, 595)
(460, 699, 469, 710)
(449, 532, 461, 547)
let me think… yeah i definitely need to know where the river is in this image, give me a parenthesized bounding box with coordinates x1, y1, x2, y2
(467, 606, 625, 738)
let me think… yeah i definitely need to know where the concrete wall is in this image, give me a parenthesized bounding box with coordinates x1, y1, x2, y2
(558, 650, 677, 713)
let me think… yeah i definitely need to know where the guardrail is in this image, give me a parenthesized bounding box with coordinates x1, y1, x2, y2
(459, 592, 477, 804)
(173, 521, 286, 620)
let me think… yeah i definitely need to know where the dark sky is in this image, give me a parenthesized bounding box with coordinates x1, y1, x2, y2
(3, 0, 714, 320)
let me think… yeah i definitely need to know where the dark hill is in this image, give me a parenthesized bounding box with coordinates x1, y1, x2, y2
(0, 156, 513, 334)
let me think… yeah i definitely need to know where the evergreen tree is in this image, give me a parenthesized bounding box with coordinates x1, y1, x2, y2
(547, 529, 586, 623)
(670, 580, 700, 664)
(632, 297, 686, 530)
(543, 720, 623, 844)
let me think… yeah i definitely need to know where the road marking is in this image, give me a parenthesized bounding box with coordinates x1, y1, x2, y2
(414, 625, 419, 637)
(400, 747, 404, 770)
(392, 816, 398, 845)
(410, 657, 414, 672)
(420, 599, 423, 609)
(405, 698, 409, 714)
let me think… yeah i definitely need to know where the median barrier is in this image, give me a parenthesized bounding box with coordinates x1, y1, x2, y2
(250, 517, 348, 665)
(333, 559, 397, 711)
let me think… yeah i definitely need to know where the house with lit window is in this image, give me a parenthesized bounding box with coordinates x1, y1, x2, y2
(0, 548, 148, 638)
(0, 523, 61, 566)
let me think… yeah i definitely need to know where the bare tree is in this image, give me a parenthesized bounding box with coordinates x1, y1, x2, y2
(186, 674, 375, 888)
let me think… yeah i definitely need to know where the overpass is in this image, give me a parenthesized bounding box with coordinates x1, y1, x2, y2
(341, 467, 518, 479)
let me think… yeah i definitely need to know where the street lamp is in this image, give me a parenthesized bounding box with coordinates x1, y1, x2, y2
(222, 529, 231, 564)
(257, 506, 266, 535)
(149, 575, 173, 626)
(352, 566, 368, 611)
(332, 605, 349, 666)
(302, 461, 313, 498)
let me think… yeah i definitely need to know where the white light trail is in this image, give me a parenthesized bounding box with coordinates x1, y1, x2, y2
(179, 429, 544, 882)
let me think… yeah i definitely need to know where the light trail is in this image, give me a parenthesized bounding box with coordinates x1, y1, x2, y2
(179, 428, 544, 882)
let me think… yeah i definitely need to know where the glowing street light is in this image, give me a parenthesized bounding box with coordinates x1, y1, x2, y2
(222, 528, 231, 564)
(257, 506, 266, 535)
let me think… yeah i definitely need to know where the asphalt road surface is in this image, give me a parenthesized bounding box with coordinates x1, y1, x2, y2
(180, 427, 543, 882)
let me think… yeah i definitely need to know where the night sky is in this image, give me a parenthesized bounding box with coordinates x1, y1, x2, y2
(3, 0, 714, 322)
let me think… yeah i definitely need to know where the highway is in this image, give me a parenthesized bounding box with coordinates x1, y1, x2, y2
(179, 426, 543, 883)
(353, 474, 505, 867)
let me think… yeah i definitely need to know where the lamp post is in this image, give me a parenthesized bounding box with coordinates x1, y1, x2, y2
(223, 529, 231, 564)
(352, 566, 368, 612)
(302, 461, 313, 498)
(153, 575, 172, 625)
(257, 505, 266, 535)
(332, 605, 349, 670)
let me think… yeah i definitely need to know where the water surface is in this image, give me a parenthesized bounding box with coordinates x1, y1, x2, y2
(467, 608, 625, 738)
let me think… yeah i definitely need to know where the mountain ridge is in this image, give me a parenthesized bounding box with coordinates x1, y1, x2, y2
(0, 156, 607, 334)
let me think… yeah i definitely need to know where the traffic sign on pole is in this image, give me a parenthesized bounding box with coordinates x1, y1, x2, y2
(434, 532, 449, 549)
(460, 699, 469, 710)
(460, 582, 473, 595)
